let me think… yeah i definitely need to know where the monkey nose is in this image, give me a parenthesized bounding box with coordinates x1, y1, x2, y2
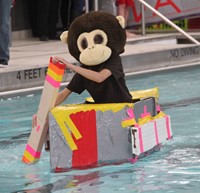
(88, 45, 95, 50)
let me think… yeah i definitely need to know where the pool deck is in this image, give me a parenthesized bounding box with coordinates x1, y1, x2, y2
(1, 32, 200, 97)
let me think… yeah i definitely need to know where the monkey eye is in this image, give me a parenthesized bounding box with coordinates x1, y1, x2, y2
(81, 38, 88, 49)
(94, 34, 104, 44)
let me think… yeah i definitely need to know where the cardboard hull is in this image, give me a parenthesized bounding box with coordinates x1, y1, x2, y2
(49, 97, 172, 172)
(49, 106, 132, 171)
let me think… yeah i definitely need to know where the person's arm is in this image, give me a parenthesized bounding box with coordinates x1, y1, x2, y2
(52, 56, 112, 83)
(55, 88, 72, 106)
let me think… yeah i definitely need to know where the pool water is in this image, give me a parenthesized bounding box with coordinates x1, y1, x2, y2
(0, 66, 200, 193)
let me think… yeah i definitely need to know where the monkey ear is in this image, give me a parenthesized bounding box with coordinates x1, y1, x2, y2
(60, 31, 68, 43)
(116, 16, 125, 29)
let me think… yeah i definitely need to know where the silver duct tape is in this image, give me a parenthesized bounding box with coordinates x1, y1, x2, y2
(49, 113, 72, 169)
(96, 109, 132, 161)
(49, 106, 132, 170)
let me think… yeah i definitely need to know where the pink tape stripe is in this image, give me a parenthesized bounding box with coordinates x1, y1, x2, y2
(26, 144, 41, 158)
(128, 155, 138, 163)
(166, 116, 171, 139)
(36, 125, 40, 132)
(127, 108, 134, 118)
(153, 121, 159, 145)
(141, 105, 151, 118)
(156, 104, 161, 112)
(125, 108, 135, 121)
(46, 75, 61, 88)
(138, 126, 144, 153)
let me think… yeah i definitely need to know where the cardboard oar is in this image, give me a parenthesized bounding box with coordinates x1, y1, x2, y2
(22, 57, 65, 164)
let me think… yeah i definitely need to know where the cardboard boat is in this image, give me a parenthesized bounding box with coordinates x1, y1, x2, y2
(22, 58, 173, 172)
(49, 88, 172, 172)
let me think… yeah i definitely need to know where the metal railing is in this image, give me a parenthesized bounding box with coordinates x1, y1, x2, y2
(137, 0, 200, 45)
(84, 0, 200, 45)
(85, 0, 98, 13)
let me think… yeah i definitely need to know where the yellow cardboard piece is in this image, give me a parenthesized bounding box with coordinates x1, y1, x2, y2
(86, 87, 159, 103)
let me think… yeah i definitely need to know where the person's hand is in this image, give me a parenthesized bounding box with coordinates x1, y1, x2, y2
(52, 56, 74, 72)
(52, 56, 66, 65)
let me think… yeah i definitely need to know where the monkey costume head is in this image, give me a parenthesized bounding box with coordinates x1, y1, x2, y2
(60, 11, 126, 66)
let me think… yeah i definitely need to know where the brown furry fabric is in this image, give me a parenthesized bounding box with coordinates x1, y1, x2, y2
(67, 11, 126, 62)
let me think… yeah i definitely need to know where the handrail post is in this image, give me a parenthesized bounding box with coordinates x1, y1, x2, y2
(85, 0, 89, 13)
(94, 0, 98, 11)
(141, 4, 146, 36)
(136, 0, 200, 45)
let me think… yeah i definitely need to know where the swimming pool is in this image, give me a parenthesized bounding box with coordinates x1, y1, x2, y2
(0, 65, 200, 193)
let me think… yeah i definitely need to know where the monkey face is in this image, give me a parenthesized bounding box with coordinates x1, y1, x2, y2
(77, 30, 112, 66)
(60, 11, 126, 65)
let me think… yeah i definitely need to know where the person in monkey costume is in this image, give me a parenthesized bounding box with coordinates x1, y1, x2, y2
(32, 11, 133, 151)
(53, 11, 132, 105)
